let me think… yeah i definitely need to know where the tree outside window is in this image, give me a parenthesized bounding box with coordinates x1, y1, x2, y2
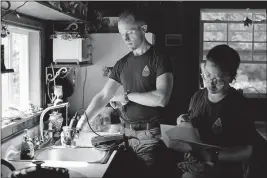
(200, 9, 266, 97)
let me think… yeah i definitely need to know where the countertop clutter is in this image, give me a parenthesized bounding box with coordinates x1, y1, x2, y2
(3, 131, 119, 178)
(3, 124, 266, 177)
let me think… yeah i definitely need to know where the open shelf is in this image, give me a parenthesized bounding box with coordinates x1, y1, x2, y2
(1, 1, 87, 22)
(47, 61, 92, 68)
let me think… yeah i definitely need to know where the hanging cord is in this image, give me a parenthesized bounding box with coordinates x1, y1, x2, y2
(1, 1, 28, 18)
(75, 108, 104, 137)
(47, 81, 52, 103)
(51, 63, 56, 88)
(82, 67, 87, 109)
(74, 107, 140, 150)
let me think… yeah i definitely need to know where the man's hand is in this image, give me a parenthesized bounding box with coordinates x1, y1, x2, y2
(176, 114, 190, 125)
(109, 94, 129, 109)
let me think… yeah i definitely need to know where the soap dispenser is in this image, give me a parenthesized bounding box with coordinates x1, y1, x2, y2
(20, 129, 34, 160)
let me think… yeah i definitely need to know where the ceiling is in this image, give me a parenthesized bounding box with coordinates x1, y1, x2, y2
(1, 1, 79, 21)
(1, 1, 170, 22)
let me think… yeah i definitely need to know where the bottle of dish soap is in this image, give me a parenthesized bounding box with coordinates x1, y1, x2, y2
(20, 129, 34, 160)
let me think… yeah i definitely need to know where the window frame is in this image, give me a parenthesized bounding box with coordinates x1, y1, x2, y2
(200, 9, 267, 98)
(2, 27, 31, 109)
(1, 22, 44, 141)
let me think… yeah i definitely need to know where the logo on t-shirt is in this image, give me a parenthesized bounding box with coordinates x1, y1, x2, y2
(142, 65, 150, 77)
(212, 118, 222, 134)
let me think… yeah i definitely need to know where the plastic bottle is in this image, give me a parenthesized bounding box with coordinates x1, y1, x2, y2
(20, 129, 34, 160)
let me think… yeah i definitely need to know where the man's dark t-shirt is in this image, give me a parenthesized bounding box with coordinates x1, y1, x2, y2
(109, 46, 173, 123)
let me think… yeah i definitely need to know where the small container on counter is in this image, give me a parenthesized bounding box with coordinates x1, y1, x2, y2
(20, 129, 34, 160)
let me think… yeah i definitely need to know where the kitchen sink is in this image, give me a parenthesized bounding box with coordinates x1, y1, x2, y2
(34, 146, 112, 164)
(9, 146, 114, 164)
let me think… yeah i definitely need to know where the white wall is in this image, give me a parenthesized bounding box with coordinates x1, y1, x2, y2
(67, 33, 154, 115)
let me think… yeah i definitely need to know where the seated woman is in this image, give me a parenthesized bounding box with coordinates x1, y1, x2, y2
(176, 44, 256, 178)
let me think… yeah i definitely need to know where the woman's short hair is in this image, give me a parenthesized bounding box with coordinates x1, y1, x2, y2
(206, 44, 241, 81)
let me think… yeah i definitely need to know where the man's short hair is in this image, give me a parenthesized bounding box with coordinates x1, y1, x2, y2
(118, 9, 147, 26)
(206, 44, 241, 81)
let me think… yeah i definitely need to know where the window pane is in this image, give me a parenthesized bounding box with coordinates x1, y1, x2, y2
(228, 42, 252, 51)
(228, 32, 252, 41)
(11, 33, 22, 108)
(254, 13, 266, 21)
(254, 24, 266, 31)
(229, 23, 253, 31)
(254, 43, 266, 51)
(228, 13, 252, 21)
(239, 54, 253, 61)
(204, 32, 226, 41)
(231, 63, 267, 94)
(254, 32, 266, 42)
(2, 38, 9, 113)
(203, 42, 226, 50)
(201, 12, 227, 21)
(204, 23, 227, 31)
(253, 54, 267, 61)
(1, 31, 28, 113)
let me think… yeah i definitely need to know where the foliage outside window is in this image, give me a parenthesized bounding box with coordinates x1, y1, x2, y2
(200, 9, 266, 97)
(1, 25, 42, 129)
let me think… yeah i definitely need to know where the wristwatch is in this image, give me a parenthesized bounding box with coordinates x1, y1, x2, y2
(210, 150, 219, 163)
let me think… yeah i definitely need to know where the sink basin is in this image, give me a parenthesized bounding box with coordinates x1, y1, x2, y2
(33, 146, 113, 164)
(8, 146, 113, 164)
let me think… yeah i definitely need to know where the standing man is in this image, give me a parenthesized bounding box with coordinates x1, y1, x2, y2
(75, 10, 176, 177)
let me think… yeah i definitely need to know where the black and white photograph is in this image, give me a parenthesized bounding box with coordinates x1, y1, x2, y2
(1, 1, 266, 178)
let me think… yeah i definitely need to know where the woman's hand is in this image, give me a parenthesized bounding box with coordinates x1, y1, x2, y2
(176, 114, 190, 125)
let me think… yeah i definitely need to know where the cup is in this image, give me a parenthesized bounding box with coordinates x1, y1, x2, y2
(61, 126, 74, 146)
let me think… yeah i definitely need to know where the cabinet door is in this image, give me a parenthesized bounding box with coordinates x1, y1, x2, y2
(53, 38, 82, 61)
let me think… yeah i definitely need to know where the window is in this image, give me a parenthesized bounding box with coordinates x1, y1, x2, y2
(200, 9, 267, 98)
(1, 25, 42, 129)
(2, 29, 29, 110)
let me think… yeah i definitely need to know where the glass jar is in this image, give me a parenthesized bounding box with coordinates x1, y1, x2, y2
(48, 111, 63, 132)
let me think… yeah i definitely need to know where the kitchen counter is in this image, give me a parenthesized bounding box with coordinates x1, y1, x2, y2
(4, 131, 121, 178)
(6, 123, 265, 177)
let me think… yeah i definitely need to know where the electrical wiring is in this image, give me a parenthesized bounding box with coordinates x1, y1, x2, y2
(1, 1, 28, 18)
(75, 108, 103, 137)
(47, 81, 52, 103)
(82, 67, 87, 109)
(51, 63, 56, 87)
(74, 107, 140, 150)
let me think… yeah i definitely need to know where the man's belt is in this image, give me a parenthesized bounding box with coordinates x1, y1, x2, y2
(116, 103, 161, 130)
(121, 121, 160, 131)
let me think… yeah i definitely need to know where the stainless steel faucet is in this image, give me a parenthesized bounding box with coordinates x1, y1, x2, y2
(39, 102, 69, 141)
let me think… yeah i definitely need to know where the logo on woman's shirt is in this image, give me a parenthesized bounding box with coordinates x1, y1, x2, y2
(212, 118, 222, 134)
